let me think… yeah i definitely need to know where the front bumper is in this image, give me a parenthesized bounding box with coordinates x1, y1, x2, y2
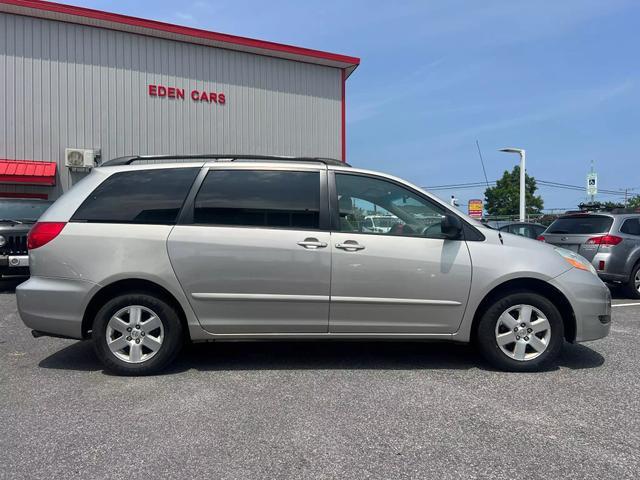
(551, 268, 611, 342)
(0, 254, 30, 276)
(16, 276, 98, 340)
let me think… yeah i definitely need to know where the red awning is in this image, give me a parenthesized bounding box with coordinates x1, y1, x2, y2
(0, 159, 57, 186)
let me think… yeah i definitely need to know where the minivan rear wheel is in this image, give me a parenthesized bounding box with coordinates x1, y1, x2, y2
(92, 293, 183, 375)
(476, 292, 564, 372)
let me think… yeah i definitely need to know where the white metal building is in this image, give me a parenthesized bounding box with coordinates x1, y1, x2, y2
(0, 0, 359, 199)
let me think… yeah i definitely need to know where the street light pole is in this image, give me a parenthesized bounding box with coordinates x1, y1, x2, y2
(499, 148, 526, 222)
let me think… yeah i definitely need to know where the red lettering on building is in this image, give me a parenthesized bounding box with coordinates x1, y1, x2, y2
(149, 85, 225, 105)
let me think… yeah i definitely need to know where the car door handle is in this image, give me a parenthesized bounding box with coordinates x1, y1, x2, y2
(336, 241, 365, 251)
(297, 238, 328, 249)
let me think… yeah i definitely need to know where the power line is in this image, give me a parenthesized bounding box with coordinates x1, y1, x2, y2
(425, 178, 630, 196)
(425, 182, 496, 191)
(537, 179, 626, 195)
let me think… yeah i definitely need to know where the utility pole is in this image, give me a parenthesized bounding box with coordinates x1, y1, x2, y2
(590, 161, 595, 203)
(586, 160, 598, 204)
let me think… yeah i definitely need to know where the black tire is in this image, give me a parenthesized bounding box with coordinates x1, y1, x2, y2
(476, 292, 564, 372)
(92, 292, 184, 376)
(624, 263, 640, 300)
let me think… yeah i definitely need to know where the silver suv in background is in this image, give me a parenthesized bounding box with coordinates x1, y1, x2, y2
(540, 213, 640, 298)
(17, 155, 611, 375)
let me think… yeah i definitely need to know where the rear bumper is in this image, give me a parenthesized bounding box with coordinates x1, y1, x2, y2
(590, 251, 630, 283)
(551, 268, 611, 342)
(598, 272, 627, 283)
(16, 276, 97, 340)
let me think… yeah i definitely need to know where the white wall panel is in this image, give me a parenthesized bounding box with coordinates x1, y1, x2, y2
(0, 12, 343, 196)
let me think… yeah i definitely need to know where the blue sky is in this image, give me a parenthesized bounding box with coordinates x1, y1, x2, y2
(79, 0, 639, 211)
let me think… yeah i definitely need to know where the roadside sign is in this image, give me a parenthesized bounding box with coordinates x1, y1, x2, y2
(587, 173, 598, 196)
(468, 199, 483, 219)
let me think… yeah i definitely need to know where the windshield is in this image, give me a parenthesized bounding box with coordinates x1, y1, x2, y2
(546, 215, 613, 234)
(0, 200, 52, 222)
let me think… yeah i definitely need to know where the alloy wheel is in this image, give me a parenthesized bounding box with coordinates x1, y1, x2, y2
(106, 305, 164, 363)
(494, 304, 551, 361)
(635, 270, 640, 293)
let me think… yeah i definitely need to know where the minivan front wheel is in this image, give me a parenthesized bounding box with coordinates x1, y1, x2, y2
(476, 292, 564, 372)
(92, 293, 184, 375)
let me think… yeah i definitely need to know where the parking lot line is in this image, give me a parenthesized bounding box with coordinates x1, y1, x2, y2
(612, 302, 640, 308)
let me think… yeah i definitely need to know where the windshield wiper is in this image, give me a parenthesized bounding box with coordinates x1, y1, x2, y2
(0, 218, 23, 224)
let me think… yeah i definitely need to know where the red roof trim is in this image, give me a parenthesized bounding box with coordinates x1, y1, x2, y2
(341, 69, 347, 162)
(0, 0, 360, 70)
(0, 160, 57, 186)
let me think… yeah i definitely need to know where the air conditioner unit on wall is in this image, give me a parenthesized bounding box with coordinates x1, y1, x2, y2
(65, 148, 98, 169)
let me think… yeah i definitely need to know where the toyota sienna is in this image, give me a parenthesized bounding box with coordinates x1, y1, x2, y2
(17, 155, 611, 375)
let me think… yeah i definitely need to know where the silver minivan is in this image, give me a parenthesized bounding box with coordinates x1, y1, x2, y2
(17, 156, 611, 375)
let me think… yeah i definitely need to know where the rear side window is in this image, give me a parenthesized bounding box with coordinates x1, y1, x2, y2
(193, 170, 320, 229)
(546, 216, 613, 234)
(621, 218, 640, 235)
(72, 168, 199, 224)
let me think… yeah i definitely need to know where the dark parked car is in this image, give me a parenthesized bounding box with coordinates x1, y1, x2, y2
(540, 213, 640, 298)
(487, 221, 547, 240)
(0, 199, 52, 277)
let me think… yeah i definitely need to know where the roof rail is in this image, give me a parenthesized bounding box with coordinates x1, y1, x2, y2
(100, 154, 350, 167)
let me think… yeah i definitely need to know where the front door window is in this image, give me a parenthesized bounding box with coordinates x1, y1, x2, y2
(335, 173, 447, 238)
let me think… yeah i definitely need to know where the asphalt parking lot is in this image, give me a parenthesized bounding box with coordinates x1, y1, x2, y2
(1, 281, 639, 480)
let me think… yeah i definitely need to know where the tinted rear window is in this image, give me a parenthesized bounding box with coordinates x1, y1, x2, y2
(621, 218, 640, 235)
(72, 168, 199, 224)
(194, 170, 320, 229)
(546, 216, 613, 234)
(0, 200, 52, 222)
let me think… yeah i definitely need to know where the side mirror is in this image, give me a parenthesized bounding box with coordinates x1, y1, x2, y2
(441, 213, 463, 239)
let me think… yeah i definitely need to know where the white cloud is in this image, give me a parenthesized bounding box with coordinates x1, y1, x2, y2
(174, 12, 195, 22)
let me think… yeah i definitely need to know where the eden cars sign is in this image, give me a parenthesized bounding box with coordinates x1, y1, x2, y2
(148, 84, 226, 104)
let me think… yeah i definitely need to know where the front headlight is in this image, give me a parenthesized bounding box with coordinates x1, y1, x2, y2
(554, 247, 597, 275)
(0, 235, 5, 247)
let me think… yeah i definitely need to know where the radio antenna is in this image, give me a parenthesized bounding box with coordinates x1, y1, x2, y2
(476, 140, 490, 188)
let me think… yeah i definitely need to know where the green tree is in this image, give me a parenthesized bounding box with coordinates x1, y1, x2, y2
(628, 195, 640, 210)
(484, 166, 544, 216)
(601, 201, 625, 210)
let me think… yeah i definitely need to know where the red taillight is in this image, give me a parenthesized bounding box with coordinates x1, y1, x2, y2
(27, 222, 66, 250)
(537, 235, 545, 242)
(585, 235, 623, 246)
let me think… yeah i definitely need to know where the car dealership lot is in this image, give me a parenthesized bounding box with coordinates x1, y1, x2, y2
(1, 283, 639, 480)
